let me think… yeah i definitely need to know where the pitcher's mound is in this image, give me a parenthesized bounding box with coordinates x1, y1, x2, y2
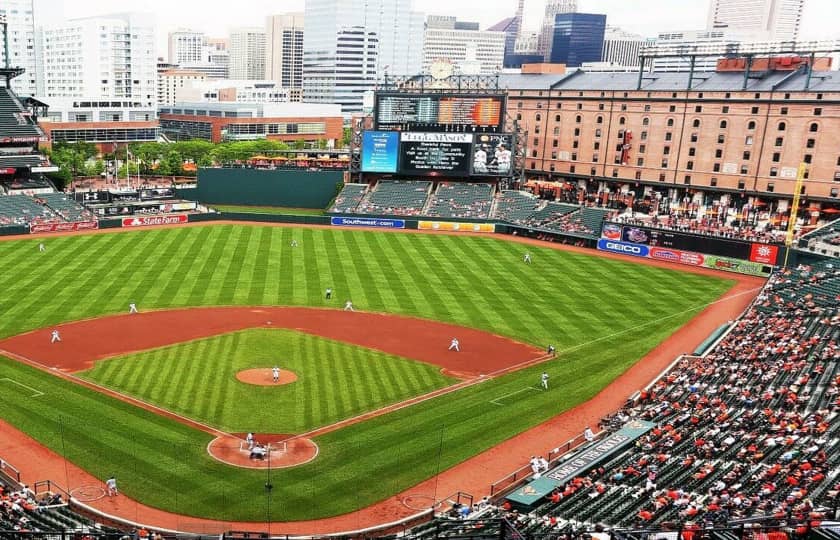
(207, 433, 318, 469)
(236, 368, 298, 386)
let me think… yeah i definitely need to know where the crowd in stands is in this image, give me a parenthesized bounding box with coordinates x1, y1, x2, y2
(354, 180, 432, 217)
(477, 259, 840, 536)
(0, 192, 95, 227)
(426, 183, 494, 219)
(612, 213, 787, 244)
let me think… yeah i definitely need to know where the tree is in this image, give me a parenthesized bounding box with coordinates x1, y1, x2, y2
(49, 141, 97, 180)
(292, 139, 307, 150)
(341, 127, 352, 148)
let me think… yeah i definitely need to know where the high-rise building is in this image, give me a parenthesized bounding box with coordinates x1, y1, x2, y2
(1, 0, 37, 96)
(549, 13, 606, 67)
(168, 29, 204, 65)
(707, 0, 804, 41)
(157, 69, 206, 106)
(423, 16, 505, 75)
(537, 0, 577, 61)
(229, 27, 266, 80)
(303, 0, 424, 114)
(601, 27, 645, 68)
(37, 12, 157, 106)
(487, 0, 524, 69)
(265, 13, 304, 92)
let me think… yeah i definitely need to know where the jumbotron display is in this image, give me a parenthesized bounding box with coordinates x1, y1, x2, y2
(375, 93, 504, 131)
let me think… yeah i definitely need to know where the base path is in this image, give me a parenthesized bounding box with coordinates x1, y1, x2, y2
(0, 229, 765, 535)
(0, 307, 543, 374)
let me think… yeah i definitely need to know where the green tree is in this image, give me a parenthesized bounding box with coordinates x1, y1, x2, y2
(50, 141, 97, 179)
(293, 139, 307, 150)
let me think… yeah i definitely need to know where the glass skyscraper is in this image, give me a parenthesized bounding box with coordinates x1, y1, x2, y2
(549, 13, 606, 68)
(303, 0, 424, 114)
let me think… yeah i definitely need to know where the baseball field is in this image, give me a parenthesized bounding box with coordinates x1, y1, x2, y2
(0, 224, 734, 522)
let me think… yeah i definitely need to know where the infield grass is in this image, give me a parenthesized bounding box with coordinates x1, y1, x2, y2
(0, 224, 737, 521)
(79, 329, 453, 433)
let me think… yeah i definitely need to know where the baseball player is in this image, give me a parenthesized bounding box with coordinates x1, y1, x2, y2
(448, 338, 460, 352)
(272, 366, 280, 383)
(38, 242, 45, 252)
(128, 303, 138, 314)
(106, 476, 118, 497)
(524, 252, 532, 264)
(541, 372, 549, 390)
(290, 239, 299, 247)
(584, 426, 595, 442)
(50, 329, 61, 343)
(246, 432, 255, 449)
(344, 300, 354, 312)
(325, 287, 332, 300)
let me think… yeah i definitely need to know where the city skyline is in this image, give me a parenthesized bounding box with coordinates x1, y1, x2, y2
(37, 0, 840, 58)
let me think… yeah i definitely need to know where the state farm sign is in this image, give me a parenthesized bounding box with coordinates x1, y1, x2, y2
(121, 214, 189, 227)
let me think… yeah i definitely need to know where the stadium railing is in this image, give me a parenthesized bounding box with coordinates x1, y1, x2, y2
(0, 456, 22, 485)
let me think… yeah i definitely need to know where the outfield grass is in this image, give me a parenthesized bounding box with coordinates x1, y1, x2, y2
(0, 224, 735, 521)
(80, 329, 454, 433)
(213, 204, 325, 216)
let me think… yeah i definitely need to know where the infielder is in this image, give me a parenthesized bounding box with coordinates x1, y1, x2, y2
(128, 303, 138, 314)
(344, 300, 354, 311)
(106, 476, 118, 497)
(449, 338, 460, 352)
(272, 366, 280, 383)
(541, 372, 549, 389)
(50, 329, 61, 343)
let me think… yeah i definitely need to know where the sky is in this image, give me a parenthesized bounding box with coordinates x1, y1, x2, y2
(38, 0, 840, 57)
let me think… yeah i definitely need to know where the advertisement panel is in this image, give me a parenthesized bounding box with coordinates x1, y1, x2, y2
(30, 221, 99, 234)
(470, 133, 513, 176)
(749, 243, 779, 265)
(330, 216, 406, 229)
(399, 132, 473, 176)
(601, 223, 622, 241)
(621, 226, 651, 245)
(360, 131, 400, 173)
(649, 247, 704, 267)
(597, 239, 649, 257)
(703, 255, 770, 277)
(121, 214, 189, 227)
(418, 221, 495, 233)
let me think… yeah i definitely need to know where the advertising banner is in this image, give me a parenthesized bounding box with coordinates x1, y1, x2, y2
(471, 133, 513, 176)
(749, 243, 779, 265)
(418, 221, 495, 233)
(703, 255, 770, 277)
(649, 247, 705, 267)
(601, 223, 622, 241)
(330, 216, 406, 229)
(30, 221, 99, 234)
(597, 238, 649, 257)
(361, 131, 400, 173)
(121, 214, 189, 227)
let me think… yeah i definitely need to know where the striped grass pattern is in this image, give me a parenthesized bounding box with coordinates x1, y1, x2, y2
(0, 224, 734, 521)
(79, 329, 453, 433)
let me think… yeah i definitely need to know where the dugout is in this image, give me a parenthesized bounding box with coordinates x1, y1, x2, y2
(195, 168, 345, 208)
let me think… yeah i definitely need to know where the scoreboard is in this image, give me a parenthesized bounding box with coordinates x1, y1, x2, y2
(375, 93, 504, 131)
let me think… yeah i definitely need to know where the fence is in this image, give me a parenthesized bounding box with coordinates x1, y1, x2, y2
(0, 457, 22, 485)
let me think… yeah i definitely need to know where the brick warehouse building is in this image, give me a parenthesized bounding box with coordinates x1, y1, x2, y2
(500, 57, 840, 208)
(158, 102, 343, 144)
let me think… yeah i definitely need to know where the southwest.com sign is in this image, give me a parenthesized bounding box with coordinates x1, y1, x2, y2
(331, 216, 406, 229)
(597, 239, 649, 257)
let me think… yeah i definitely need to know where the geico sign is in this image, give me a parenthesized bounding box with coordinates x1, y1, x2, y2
(597, 239, 649, 257)
(606, 242, 642, 254)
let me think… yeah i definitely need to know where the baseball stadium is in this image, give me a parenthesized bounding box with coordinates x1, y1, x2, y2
(1, 50, 839, 540)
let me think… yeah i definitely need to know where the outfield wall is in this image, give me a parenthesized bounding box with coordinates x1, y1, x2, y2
(194, 168, 344, 208)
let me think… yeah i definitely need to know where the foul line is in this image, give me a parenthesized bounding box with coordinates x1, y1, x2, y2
(0, 377, 44, 397)
(490, 386, 539, 406)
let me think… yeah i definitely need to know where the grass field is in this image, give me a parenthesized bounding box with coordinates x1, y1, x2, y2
(80, 329, 454, 433)
(0, 224, 734, 521)
(212, 204, 325, 216)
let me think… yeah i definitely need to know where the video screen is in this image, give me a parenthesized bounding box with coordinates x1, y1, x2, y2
(398, 132, 473, 177)
(471, 133, 513, 176)
(361, 131, 400, 173)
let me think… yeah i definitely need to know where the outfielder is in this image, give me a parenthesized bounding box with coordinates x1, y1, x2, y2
(541, 372, 549, 389)
(38, 242, 45, 252)
(325, 287, 332, 300)
(524, 252, 532, 264)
